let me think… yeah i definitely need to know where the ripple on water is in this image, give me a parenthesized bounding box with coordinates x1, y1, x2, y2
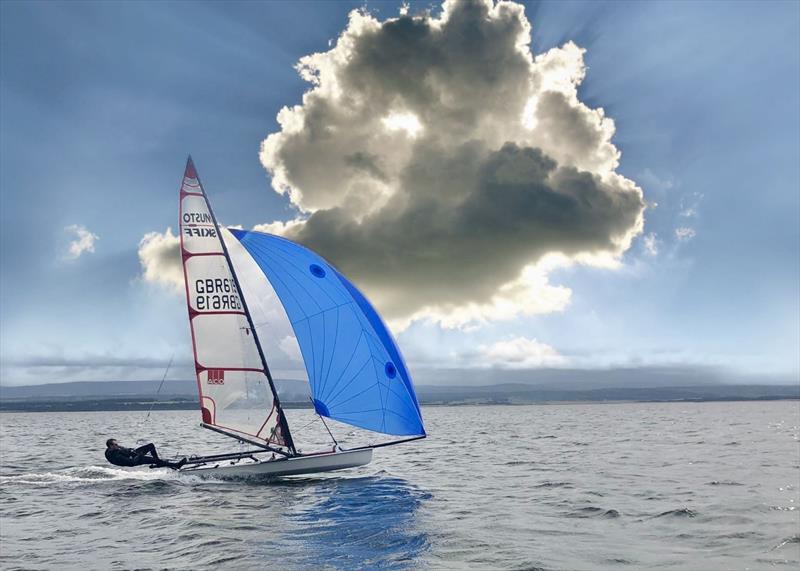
(653, 507, 698, 519)
(566, 506, 621, 519)
(533, 481, 574, 489)
(717, 531, 763, 540)
(605, 557, 635, 565)
(772, 535, 800, 551)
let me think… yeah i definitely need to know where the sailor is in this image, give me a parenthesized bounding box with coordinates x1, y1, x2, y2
(104, 439, 187, 470)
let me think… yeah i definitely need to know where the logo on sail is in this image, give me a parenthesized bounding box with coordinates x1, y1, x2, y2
(182, 212, 212, 224)
(207, 369, 225, 385)
(184, 227, 217, 238)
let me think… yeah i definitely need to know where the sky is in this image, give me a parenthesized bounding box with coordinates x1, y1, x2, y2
(1, 0, 798, 386)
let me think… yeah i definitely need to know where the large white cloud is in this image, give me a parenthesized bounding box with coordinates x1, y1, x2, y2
(259, 0, 645, 326)
(136, 0, 645, 333)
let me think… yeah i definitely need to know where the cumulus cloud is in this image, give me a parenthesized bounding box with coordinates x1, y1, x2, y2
(251, 219, 306, 236)
(259, 0, 645, 326)
(397, 254, 572, 330)
(63, 224, 98, 260)
(675, 227, 696, 241)
(642, 232, 659, 256)
(478, 336, 566, 368)
(138, 227, 182, 292)
(136, 0, 645, 331)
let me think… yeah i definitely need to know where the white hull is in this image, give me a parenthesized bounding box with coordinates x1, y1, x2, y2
(180, 448, 373, 479)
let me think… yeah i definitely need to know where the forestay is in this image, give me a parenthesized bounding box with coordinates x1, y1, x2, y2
(178, 160, 289, 448)
(229, 229, 426, 437)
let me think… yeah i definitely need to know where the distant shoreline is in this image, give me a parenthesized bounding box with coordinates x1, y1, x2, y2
(2, 380, 797, 412)
(1, 395, 797, 413)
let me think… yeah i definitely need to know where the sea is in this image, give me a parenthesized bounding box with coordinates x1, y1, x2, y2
(1, 401, 798, 570)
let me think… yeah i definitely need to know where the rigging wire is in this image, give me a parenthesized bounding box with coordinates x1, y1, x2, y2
(319, 415, 339, 448)
(133, 354, 174, 447)
(143, 353, 174, 423)
(294, 416, 321, 434)
(308, 397, 339, 448)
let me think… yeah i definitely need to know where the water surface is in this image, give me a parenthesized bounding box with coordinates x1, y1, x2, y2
(1, 401, 798, 569)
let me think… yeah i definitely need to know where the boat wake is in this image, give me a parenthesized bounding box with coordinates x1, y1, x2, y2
(0, 465, 181, 485)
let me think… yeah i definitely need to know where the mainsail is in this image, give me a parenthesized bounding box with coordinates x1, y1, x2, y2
(178, 158, 293, 452)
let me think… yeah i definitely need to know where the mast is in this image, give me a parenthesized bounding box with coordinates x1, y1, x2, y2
(187, 156, 298, 455)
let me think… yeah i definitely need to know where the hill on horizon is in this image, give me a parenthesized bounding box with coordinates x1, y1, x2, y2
(1, 376, 797, 411)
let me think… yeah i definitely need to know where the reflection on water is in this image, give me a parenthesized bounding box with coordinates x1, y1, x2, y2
(285, 475, 431, 569)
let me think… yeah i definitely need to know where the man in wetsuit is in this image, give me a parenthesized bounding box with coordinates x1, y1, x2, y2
(104, 439, 186, 470)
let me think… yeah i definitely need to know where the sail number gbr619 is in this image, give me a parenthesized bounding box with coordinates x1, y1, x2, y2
(195, 278, 242, 311)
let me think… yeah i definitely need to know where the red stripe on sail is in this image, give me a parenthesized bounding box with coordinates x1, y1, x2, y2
(255, 403, 277, 438)
(181, 250, 224, 262)
(202, 395, 218, 424)
(179, 158, 206, 422)
(185, 159, 197, 179)
(188, 306, 246, 319)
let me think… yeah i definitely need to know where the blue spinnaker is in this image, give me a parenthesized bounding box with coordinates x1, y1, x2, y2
(230, 229, 425, 437)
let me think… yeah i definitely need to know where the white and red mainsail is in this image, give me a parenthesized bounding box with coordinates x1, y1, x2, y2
(178, 158, 294, 452)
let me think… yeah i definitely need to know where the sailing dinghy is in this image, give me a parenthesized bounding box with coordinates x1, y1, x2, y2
(175, 157, 425, 477)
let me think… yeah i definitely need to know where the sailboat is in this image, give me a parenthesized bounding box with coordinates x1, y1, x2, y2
(175, 157, 425, 477)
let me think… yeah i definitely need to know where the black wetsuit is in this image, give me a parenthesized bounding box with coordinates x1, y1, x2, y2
(105, 443, 171, 468)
